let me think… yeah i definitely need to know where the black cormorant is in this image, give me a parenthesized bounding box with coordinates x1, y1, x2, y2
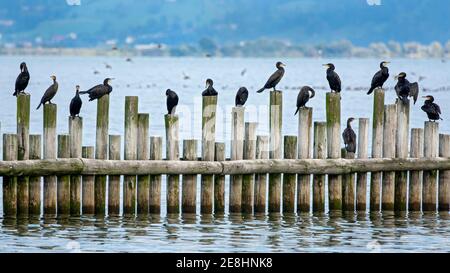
(421, 95, 442, 122)
(36, 75, 58, 110)
(79, 78, 114, 101)
(13, 62, 30, 96)
(342, 117, 357, 153)
(166, 89, 179, 115)
(323, 63, 341, 93)
(235, 87, 249, 107)
(256, 61, 286, 93)
(395, 72, 419, 104)
(367, 61, 389, 94)
(294, 86, 315, 115)
(70, 85, 82, 119)
(202, 79, 218, 96)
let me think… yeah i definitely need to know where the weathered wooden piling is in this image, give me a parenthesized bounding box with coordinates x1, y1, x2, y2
(124, 96, 138, 215)
(3, 134, 18, 216)
(438, 134, 450, 211)
(370, 88, 384, 211)
(57, 134, 71, 215)
(69, 117, 82, 215)
(182, 139, 198, 213)
(382, 104, 397, 210)
(342, 148, 355, 212)
(17, 94, 30, 215)
(395, 99, 409, 211)
(137, 113, 149, 214)
(423, 121, 439, 211)
(95, 94, 109, 215)
(313, 122, 327, 212)
(82, 146, 95, 214)
(297, 107, 312, 212)
(356, 118, 369, 211)
(43, 104, 57, 214)
(29, 135, 41, 215)
(409, 128, 424, 211)
(283, 135, 297, 213)
(108, 135, 121, 215)
(254, 135, 269, 213)
(230, 106, 244, 213)
(326, 92, 341, 210)
(165, 114, 180, 214)
(268, 90, 282, 212)
(201, 96, 217, 214)
(242, 122, 257, 213)
(149, 136, 163, 214)
(214, 142, 225, 214)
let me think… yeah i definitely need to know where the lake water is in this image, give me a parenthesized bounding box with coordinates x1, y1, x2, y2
(0, 56, 449, 252)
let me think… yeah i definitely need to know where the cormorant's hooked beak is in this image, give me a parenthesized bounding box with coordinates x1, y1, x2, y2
(280, 63, 286, 67)
(394, 75, 399, 80)
(322, 64, 330, 68)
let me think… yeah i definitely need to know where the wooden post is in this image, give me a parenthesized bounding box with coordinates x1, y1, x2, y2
(409, 128, 423, 211)
(230, 106, 244, 213)
(254, 136, 269, 213)
(95, 94, 109, 215)
(297, 107, 312, 212)
(370, 88, 384, 212)
(3, 134, 18, 217)
(69, 117, 82, 215)
(137, 113, 149, 214)
(29, 135, 41, 215)
(182, 139, 198, 213)
(124, 96, 138, 215)
(269, 90, 282, 213)
(165, 114, 180, 214)
(395, 99, 409, 211)
(382, 104, 397, 210)
(423, 121, 439, 211)
(356, 118, 369, 211)
(438, 134, 450, 211)
(201, 96, 217, 214)
(283, 135, 297, 213)
(214, 142, 225, 214)
(149, 136, 162, 214)
(342, 148, 355, 212)
(57, 134, 71, 215)
(313, 122, 327, 212)
(326, 92, 341, 210)
(82, 146, 95, 214)
(108, 135, 121, 215)
(43, 104, 57, 214)
(17, 94, 30, 215)
(242, 122, 257, 213)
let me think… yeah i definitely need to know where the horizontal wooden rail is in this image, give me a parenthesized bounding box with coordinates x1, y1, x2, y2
(1, 157, 450, 176)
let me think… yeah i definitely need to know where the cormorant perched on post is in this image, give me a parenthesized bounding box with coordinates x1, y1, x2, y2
(235, 87, 249, 107)
(342, 117, 357, 153)
(421, 95, 442, 122)
(79, 78, 114, 101)
(36, 76, 58, 110)
(395, 72, 419, 104)
(70, 85, 83, 119)
(256, 61, 286, 93)
(166, 89, 179, 115)
(323, 63, 341, 93)
(294, 86, 315, 115)
(367, 61, 390, 95)
(13, 62, 30, 96)
(202, 79, 218, 96)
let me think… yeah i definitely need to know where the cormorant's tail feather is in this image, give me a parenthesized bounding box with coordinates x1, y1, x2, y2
(256, 87, 265, 93)
(36, 103, 42, 110)
(367, 87, 374, 95)
(13, 91, 18, 96)
(294, 107, 300, 116)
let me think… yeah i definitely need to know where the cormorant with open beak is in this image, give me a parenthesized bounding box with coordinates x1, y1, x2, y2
(166, 89, 179, 115)
(235, 87, 249, 107)
(421, 95, 442, 122)
(13, 62, 30, 96)
(36, 75, 58, 110)
(342, 117, 357, 153)
(395, 72, 419, 104)
(79, 78, 114, 101)
(70, 85, 83, 119)
(323, 63, 341, 93)
(367, 61, 389, 95)
(256, 61, 286, 93)
(202, 79, 218, 96)
(294, 86, 315, 115)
